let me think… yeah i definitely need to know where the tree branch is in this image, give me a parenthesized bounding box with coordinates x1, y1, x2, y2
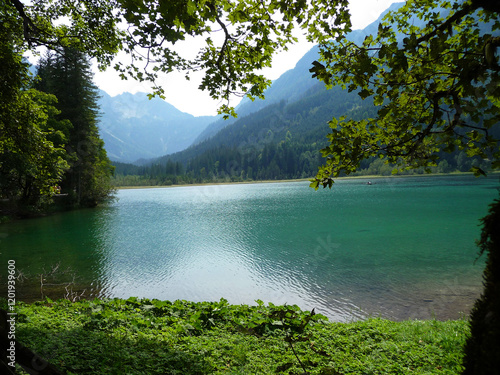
(484, 36, 500, 70)
(8, 0, 38, 46)
(414, 2, 475, 45)
(214, 14, 232, 70)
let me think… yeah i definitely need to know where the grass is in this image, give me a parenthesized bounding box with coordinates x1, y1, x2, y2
(4, 297, 469, 374)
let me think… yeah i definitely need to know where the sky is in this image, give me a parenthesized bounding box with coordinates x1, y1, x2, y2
(93, 0, 401, 117)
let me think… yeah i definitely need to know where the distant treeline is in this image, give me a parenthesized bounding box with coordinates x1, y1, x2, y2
(112, 141, 491, 187)
(112, 139, 324, 186)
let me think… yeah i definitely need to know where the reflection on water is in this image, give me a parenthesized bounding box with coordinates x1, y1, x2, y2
(1, 175, 498, 321)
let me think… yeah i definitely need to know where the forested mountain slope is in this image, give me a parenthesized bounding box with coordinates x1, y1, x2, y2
(106, 3, 404, 165)
(191, 5, 387, 145)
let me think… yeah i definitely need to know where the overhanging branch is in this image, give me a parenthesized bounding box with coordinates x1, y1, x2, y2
(8, 0, 38, 46)
(414, 3, 475, 45)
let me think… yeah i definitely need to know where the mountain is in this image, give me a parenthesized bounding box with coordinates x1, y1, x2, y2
(116, 1, 488, 183)
(191, 2, 405, 145)
(191, 45, 323, 144)
(97, 91, 216, 163)
(99, 2, 406, 165)
(27, 59, 216, 164)
(154, 78, 376, 178)
(103, 0, 496, 167)
(148, 2, 406, 168)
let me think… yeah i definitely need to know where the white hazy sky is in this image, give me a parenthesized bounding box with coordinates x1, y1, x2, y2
(93, 0, 401, 117)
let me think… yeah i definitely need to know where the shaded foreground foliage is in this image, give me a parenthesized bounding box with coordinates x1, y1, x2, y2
(462, 196, 500, 374)
(7, 298, 469, 374)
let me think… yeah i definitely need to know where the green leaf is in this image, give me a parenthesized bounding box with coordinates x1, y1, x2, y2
(359, 88, 372, 99)
(309, 180, 320, 190)
(470, 166, 487, 177)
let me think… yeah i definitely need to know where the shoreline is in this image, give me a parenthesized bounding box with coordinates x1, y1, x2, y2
(6, 281, 479, 322)
(115, 171, 488, 190)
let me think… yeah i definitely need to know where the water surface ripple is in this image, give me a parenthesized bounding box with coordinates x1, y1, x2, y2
(2, 175, 498, 321)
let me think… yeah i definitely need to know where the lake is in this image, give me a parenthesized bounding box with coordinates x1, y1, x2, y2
(1, 175, 499, 321)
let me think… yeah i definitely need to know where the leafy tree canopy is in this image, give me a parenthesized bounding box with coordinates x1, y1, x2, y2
(7, 0, 351, 116)
(1, 1, 69, 208)
(310, 0, 500, 189)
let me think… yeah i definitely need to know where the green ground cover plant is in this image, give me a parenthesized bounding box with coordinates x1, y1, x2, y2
(4, 297, 468, 374)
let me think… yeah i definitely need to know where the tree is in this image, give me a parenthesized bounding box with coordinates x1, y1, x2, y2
(0, 89, 70, 209)
(36, 48, 115, 207)
(305, 1, 499, 373)
(1, 2, 69, 211)
(462, 197, 500, 374)
(6, 0, 352, 116)
(309, 0, 500, 189)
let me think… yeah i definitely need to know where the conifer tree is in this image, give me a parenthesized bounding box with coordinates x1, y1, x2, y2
(36, 48, 115, 207)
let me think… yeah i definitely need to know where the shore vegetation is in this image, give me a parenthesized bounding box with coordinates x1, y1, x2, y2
(5, 297, 469, 375)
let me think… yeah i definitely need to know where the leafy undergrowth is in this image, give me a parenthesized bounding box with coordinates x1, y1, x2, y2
(9, 297, 468, 374)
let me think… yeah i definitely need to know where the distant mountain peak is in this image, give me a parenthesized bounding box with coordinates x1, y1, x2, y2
(97, 90, 216, 163)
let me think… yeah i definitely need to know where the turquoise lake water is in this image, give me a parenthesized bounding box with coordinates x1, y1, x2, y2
(1, 175, 499, 321)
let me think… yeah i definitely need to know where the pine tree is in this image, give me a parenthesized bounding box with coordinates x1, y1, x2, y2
(36, 48, 115, 207)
